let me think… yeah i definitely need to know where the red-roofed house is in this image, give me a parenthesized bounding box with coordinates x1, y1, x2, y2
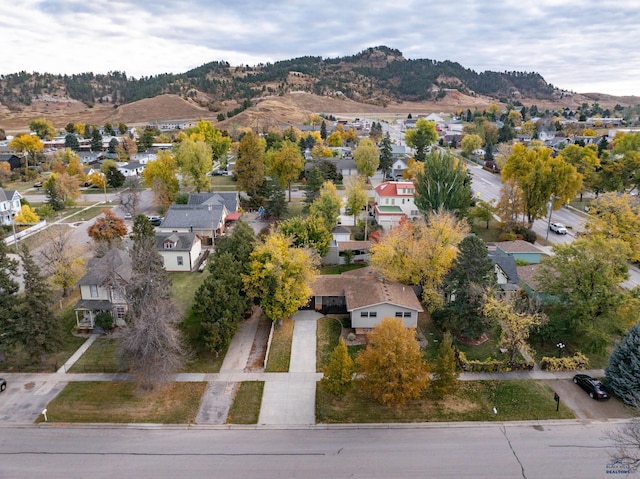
(373, 181, 421, 230)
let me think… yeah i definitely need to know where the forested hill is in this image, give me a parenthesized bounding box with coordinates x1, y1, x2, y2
(0, 46, 561, 115)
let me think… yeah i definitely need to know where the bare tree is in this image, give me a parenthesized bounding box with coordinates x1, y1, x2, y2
(606, 400, 640, 473)
(118, 177, 142, 217)
(38, 228, 87, 296)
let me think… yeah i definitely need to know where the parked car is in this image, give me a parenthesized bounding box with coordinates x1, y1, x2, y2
(550, 222, 568, 234)
(147, 215, 163, 226)
(0, 378, 6, 392)
(33, 181, 43, 188)
(573, 374, 610, 400)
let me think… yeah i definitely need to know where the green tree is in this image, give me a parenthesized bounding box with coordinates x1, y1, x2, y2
(535, 236, 631, 353)
(108, 137, 119, 154)
(405, 118, 438, 161)
(137, 128, 155, 151)
(236, 131, 266, 198)
(265, 140, 305, 202)
(321, 337, 354, 396)
(470, 199, 495, 229)
(320, 120, 327, 141)
(186, 120, 231, 164)
(309, 181, 342, 230)
(43, 175, 64, 211)
(440, 235, 496, 339)
(379, 132, 394, 177)
(175, 139, 213, 192)
(0, 240, 19, 358)
(606, 321, 640, 405)
(556, 144, 600, 200)
(29, 118, 56, 140)
(414, 150, 472, 218)
(356, 317, 430, 408)
(13, 247, 61, 362)
(501, 143, 582, 226)
(264, 179, 287, 220)
(90, 128, 103, 151)
(303, 166, 324, 212)
(65, 134, 80, 151)
(430, 331, 459, 398)
(243, 231, 319, 322)
(214, 219, 257, 266)
(278, 215, 332, 256)
(353, 138, 380, 178)
(104, 164, 125, 188)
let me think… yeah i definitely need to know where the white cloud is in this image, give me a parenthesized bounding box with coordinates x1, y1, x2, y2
(1, 0, 639, 96)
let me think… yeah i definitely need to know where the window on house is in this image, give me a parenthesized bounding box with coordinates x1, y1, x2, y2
(164, 241, 175, 249)
(90, 285, 99, 298)
(370, 312, 377, 318)
(395, 312, 403, 317)
(115, 306, 126, 321)
(177, 256, 184, 266)
(404, 312, 411, 318)
(360, 311, 368, 317)
(391, 199, 395, 205)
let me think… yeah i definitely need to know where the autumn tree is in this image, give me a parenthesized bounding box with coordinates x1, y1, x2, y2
(370, 213, 469, 310)
(311, 144, 333, 158)
(0, 161, 11, 183)
(116, 136, 137, 160)
(353, 138, 380, 178)
(556, 144, 599, 200)
(9, 133, 44, 178)
(186, 120, 231, 165)
(236, 131, 266, 198)
(430, 331, 458, 398)
(143, 150, 179, 210)
(265, 140, 305, 201)
(119, 215, 187, 389)
(461, 134, 483, 157)
(277, 215, 332, 256)
(243, 231, 319, 323)
(14, 205, 40, 224)
(585, 193, 640, 262)
(175, 138, 212, 192)
(54, 172, 81, 205)
(344, 175, 368, 226)
(118, 177, 143, 217)
(29, 118, 56, 140)
(470, 199, 495, 229)
(483, 295, 542, 366)
(414, 150, 473, 218)
(326, 130, 343, 147)
(38, 228, 86, 296)
(87, 209, 128, 253)
(495, 177, 525, 232)
(11, 247, 61, 363)
(501, 143, 582, 226)
(356, 317, 430, 407)
(321, 337, 355, 396)
(402, 158, 424, 181)
(405, 118, 438, 161)
(535, 236, 631, 353)
(309, 180, 342, 230)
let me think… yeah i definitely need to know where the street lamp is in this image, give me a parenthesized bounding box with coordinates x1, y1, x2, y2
(545, 195, 558, 244)
(556, 342, 565, 357)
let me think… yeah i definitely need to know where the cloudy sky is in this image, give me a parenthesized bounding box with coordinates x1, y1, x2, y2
(4, 0, 640, 96)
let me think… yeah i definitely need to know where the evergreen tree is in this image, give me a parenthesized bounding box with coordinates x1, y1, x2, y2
(64, 134, 80, 151)
(105, 164, 126, 188)
(0, 240, 19, 359)
(484, 141, 495, 163)
(320, 120, 327, 141)
(44, 175, 64, 211)
(14, 247, 60, 362)
(321, 337, 354, 396)
(264, 179, 287, 220)
(430, 331, 459, 398)
(379, 132, 394, 177)
(606, 321, 640, 405)
(90, 128, 103, 151)
(303, 167, 324, 212)
(108, 138, 119, 154)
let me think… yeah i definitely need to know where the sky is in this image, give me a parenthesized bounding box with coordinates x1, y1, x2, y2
(3, 0, 640, 97)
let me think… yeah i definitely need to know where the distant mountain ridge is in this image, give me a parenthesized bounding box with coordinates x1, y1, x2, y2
(0, 46, 566, 118)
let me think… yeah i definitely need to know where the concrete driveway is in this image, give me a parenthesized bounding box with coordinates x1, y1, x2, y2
(0, 377, 67, 423)
(546, 379, 634, 420)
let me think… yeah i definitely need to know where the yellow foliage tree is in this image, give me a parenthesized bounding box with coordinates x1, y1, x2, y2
(356, 317, 430, 407)
(311, 144, 334, 158)
(402, 158, 424, 180)
(14, 205, 40, 224)
(243, 231, 319, 322)
(370, 213, 468, 309)
(326, 131, 343, 147)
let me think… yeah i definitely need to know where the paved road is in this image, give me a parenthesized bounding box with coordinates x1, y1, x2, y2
(0, 421, 627, 478)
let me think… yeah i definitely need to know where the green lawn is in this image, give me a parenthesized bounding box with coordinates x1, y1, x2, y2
(316, 316, 343, 371)
(60, 206, 113, 223)
(470, 217, 503, 244)
(227, 381, 264, 424)
(316, 379, 574, 423)
(319, 263, 367, 275)
(454, 325, 502, 361)
(68, 337, 123, 373)
(40, 382, 206, 423)
(265, 318, 293, 372)
(170, 270, 209, 313)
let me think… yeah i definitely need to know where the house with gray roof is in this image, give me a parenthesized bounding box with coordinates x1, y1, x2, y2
(156, 232, 202, 271)
(0, 188, 22, 226)
(187, 191, 239, 213)
(495, 240, 544, 264)
(158, 204, 227, 246)
(489, 250, 520, 298)
(74, 248, 131, 330)
(0, 153, 21, 171)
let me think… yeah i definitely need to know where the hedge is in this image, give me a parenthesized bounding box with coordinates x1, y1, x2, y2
(539, 352, 589, 371)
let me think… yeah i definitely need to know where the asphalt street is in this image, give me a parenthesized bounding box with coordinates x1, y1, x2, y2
(0, 421, 627, 478)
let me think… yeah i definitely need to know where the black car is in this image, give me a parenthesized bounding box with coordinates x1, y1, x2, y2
(573, 374, 610, 400)
(0, 378, 6, 392)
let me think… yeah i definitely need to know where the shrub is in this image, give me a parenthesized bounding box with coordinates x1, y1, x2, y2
(457, 351, 534, 372)
(515, 227, 537, 244)
(539, 352, 589, 371)
(94, 312, 114, 332)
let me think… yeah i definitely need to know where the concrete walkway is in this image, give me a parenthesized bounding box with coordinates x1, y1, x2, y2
(57, 333, 101, 373)
(258, 310, 323, 426)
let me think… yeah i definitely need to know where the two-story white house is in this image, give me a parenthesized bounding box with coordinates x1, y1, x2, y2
(156, 232, 202, 271)
(0, 188, 22, 226)
(373, 181, 420, 230)
(73, 248, 131, 330)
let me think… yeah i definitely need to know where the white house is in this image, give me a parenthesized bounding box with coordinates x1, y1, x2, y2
(323, 225, 371, 265)
(0, 188, 22, 226)
(156, 232, 202, 272)
(373, 180, 420, 230)
(73, 248, 131, 330)
(309, 268, 423, 334)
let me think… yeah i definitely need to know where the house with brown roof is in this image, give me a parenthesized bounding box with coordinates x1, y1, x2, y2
(309, 268, 423, 333)
(373, 180, 421, 230)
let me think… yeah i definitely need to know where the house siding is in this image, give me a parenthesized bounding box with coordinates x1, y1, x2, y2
(351, 304, 416, 331)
